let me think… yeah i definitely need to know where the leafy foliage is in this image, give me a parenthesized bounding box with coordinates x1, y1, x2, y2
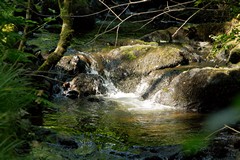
(0, 63, 35, 112)
(210, 28, 240, 56)
(0, 62, 36, 159)
(0, 0, 36, 63)
(0, 1, 38, 159)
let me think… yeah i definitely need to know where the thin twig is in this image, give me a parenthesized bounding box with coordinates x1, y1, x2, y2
(205, 124, 240, 140)
(224, 124, 240, 134)
(24, 73, 65, 84)
(99, 0, 123, 22)
(172, 2, 212, 38)
(115, 25, 120, 46)
(205, 126, 226, 139)
(138, 8, 185, 30)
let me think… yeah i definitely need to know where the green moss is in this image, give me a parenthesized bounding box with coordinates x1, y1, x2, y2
(120, 45, 155, 61)
(162, 87, 169, 93)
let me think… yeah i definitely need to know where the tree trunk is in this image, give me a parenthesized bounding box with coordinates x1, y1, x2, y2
(38, 0, 73, 71)
(18, 0, 31, 51)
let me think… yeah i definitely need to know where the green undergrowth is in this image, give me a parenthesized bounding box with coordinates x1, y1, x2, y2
(0, 63, 37, 159)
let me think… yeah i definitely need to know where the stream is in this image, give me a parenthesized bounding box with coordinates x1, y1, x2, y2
(50, 94, 205, 146)
(27, 19, 240, 158)
(37, 61, 207, 159)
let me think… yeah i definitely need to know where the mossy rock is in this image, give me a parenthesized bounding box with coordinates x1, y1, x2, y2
(155, 67, 240, 112)
(102, 44, 188, 92)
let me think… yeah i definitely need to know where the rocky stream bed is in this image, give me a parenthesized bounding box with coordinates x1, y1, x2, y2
(26, 19, 240, 159)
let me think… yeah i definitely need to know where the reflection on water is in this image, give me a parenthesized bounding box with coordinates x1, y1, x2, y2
(45, 95, 205, 146)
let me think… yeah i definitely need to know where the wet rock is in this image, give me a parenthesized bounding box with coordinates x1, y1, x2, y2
(155, 67, 240, 112)
(66, 73, 107, 97)
(87, 96, 104, 102)
(140, 69, 182, 99)
(66, 90, 79, 99)
(58, 137, 78, 149)
(103, 44, 189, 92)
(184, 130, 240, 160)
(56, 54, 91, 81)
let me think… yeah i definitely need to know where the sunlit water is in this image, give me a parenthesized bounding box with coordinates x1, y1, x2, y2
(45, 62, 205, 147)
(46, 92, 205, 147)
(42, 53, 206, 150)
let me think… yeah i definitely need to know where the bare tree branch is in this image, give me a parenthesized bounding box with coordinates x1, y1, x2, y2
(172, 2, 212, 38)
(99, 0, 123, 22)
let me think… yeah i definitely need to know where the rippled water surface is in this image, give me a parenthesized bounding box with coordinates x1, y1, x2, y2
(45, 95, 205, 146)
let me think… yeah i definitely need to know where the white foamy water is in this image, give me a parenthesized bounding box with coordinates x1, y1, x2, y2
(106, 91, 174, 112)
(104, 78, 174, 112)
(78, 52, 175, 112)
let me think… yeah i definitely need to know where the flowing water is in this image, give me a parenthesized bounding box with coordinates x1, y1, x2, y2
(47, 92, 204, 147)
(37, 52, 208, 159)
(44, 58, 205, 149)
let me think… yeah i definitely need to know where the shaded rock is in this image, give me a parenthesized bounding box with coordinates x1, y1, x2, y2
(188, 23, 227, 41)
(66, 73, 107, 97)
(228, 43, 240, 64)
(87, 96, 104, 102)
(154, 67, 240, 112)
(181, 41, 213, 63)
(141, 30, 172, 43)
(66, 90, 79, 99)
(58, 137, 78, 149)
(56, 54, 91, 81)
(141, 27, 190, 44)
(204, 18, 240, 63)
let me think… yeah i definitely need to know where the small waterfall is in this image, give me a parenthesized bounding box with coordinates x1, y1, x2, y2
(62, 51, 174, 111)
(101, 72, 173, 111)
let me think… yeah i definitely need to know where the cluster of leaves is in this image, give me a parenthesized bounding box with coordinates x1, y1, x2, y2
(210, 27, 240, 56)
(0, 0, 35, 63)
(0, 1, 38, 159)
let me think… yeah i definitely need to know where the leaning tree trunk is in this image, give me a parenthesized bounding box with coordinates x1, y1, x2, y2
(38, 0, 73, 71)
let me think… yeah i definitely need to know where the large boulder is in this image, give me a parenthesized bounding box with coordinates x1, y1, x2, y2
(153, 67, 240, 112)
(102, 44, 189, 92)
